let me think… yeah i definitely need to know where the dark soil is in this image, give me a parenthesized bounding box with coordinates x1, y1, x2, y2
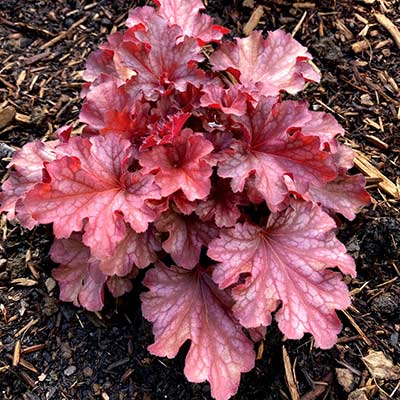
(0, 1, 399, 399)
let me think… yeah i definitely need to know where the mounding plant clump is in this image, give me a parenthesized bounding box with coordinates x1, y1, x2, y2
(0, 1, 370, 399)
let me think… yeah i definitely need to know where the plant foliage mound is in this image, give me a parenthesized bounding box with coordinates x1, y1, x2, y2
(0, 1, 370, 398)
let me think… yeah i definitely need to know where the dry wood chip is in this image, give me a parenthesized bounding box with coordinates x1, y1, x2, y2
(365, 134, 389, 150)
(360, 94, 374, 106)
(243, 6, 264, 36)
(362, 350, 400, 380)
(354, 150, 400, 198)
(283, 346, 300, 400)
(293, 2, 315, 8)
(0, 365, 10, 373)
(352, 40, 370, 53)
(348, 389, 369, 400)
(10, 278, 38, 287)
(21, 344, 46, 354)
(0, 106, 16, 129)
(336, 20, 354, 40)
(12, 340, 21, 366)
(374, 12, 400, 49)
(15, 113, 31, 124)
(336, 368, 355, 392)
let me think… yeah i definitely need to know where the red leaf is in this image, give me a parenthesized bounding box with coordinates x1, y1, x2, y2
(80, 75, 137, 137)
(218, 98, 337, 211)
(210, 30, 320, 98)
(155, 211, 218, 269)
(154, 0, 229, 45)
(208, 201, 355, 348)
(97, 226, 160, 276)
(107, 275, 134, 297)
(141, 263, 255, 400)
(139, 129, 214, 201)
(83, 32, 134, 84)
(51, 233, 141, 309)
(200, 83, 249, 116)
(120, 14, 205, 98)
(51, 235, 107, 311)
(307, 174, 370, 220)
(25, 135, 161, 258)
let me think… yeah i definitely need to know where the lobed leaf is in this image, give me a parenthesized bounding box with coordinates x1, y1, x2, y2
(208, 201, 355, 348)
(25, 134, 161, 258)
(142, 263, 255, 400)
(210, 30, 320, 99)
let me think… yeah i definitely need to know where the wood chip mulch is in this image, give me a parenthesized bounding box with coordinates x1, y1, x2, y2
(0, 1, 399, 399)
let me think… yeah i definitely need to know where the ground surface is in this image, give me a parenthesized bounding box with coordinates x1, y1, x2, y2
(0, 1, 399, 399)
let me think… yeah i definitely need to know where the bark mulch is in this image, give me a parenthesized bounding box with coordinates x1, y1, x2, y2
(0, 1, 399, 399)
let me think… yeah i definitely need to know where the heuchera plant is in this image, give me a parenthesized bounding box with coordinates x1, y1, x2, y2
(0, 1, 370, 399)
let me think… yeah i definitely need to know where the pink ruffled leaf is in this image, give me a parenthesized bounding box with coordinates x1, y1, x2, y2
(210, 30, 320, 98)
(0, 141, 57, 226)
(200, 84, 249, 116)
(154, 0, 229, 45)
(25, 135, 161, 258)
(80, 75, 137, 137)
(141, 263, 255, 400)
(120, 16, 205, 97)
(208, 201, 355, 348)
(155, 211, 218, 269)
(307, 174, 370, 220)
(218, 97, 337, 211)
(51, 235, 138, 310)
(139, 129, 214, 201)
(97, 226, 160, 276)
(83, 32, 134, 84)
(50, 236, 107, 311)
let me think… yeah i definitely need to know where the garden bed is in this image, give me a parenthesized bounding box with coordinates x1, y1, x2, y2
(0, 1, 399, 399)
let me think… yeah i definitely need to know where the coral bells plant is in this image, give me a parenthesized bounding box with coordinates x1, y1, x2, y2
(0, 1, 370, 399)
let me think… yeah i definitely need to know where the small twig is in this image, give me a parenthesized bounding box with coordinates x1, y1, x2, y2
(283, 346, 300, 400)
(40, 16, 88, 50)
(292, 11, 307, 37)
(341, 310, 372, 346)
(14, 318, 39, 338)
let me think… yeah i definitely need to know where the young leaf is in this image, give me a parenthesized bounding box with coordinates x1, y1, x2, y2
(196, 178, 246, 227)
(120, 14, 205, 98)
(139, 128, 214, 201)
(154, 0, 229, 45)
(97, 226, 160, 276)
(142, 263, 255, 400)
(208, 201, 355, 348)
(210, 30, 320, 98)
